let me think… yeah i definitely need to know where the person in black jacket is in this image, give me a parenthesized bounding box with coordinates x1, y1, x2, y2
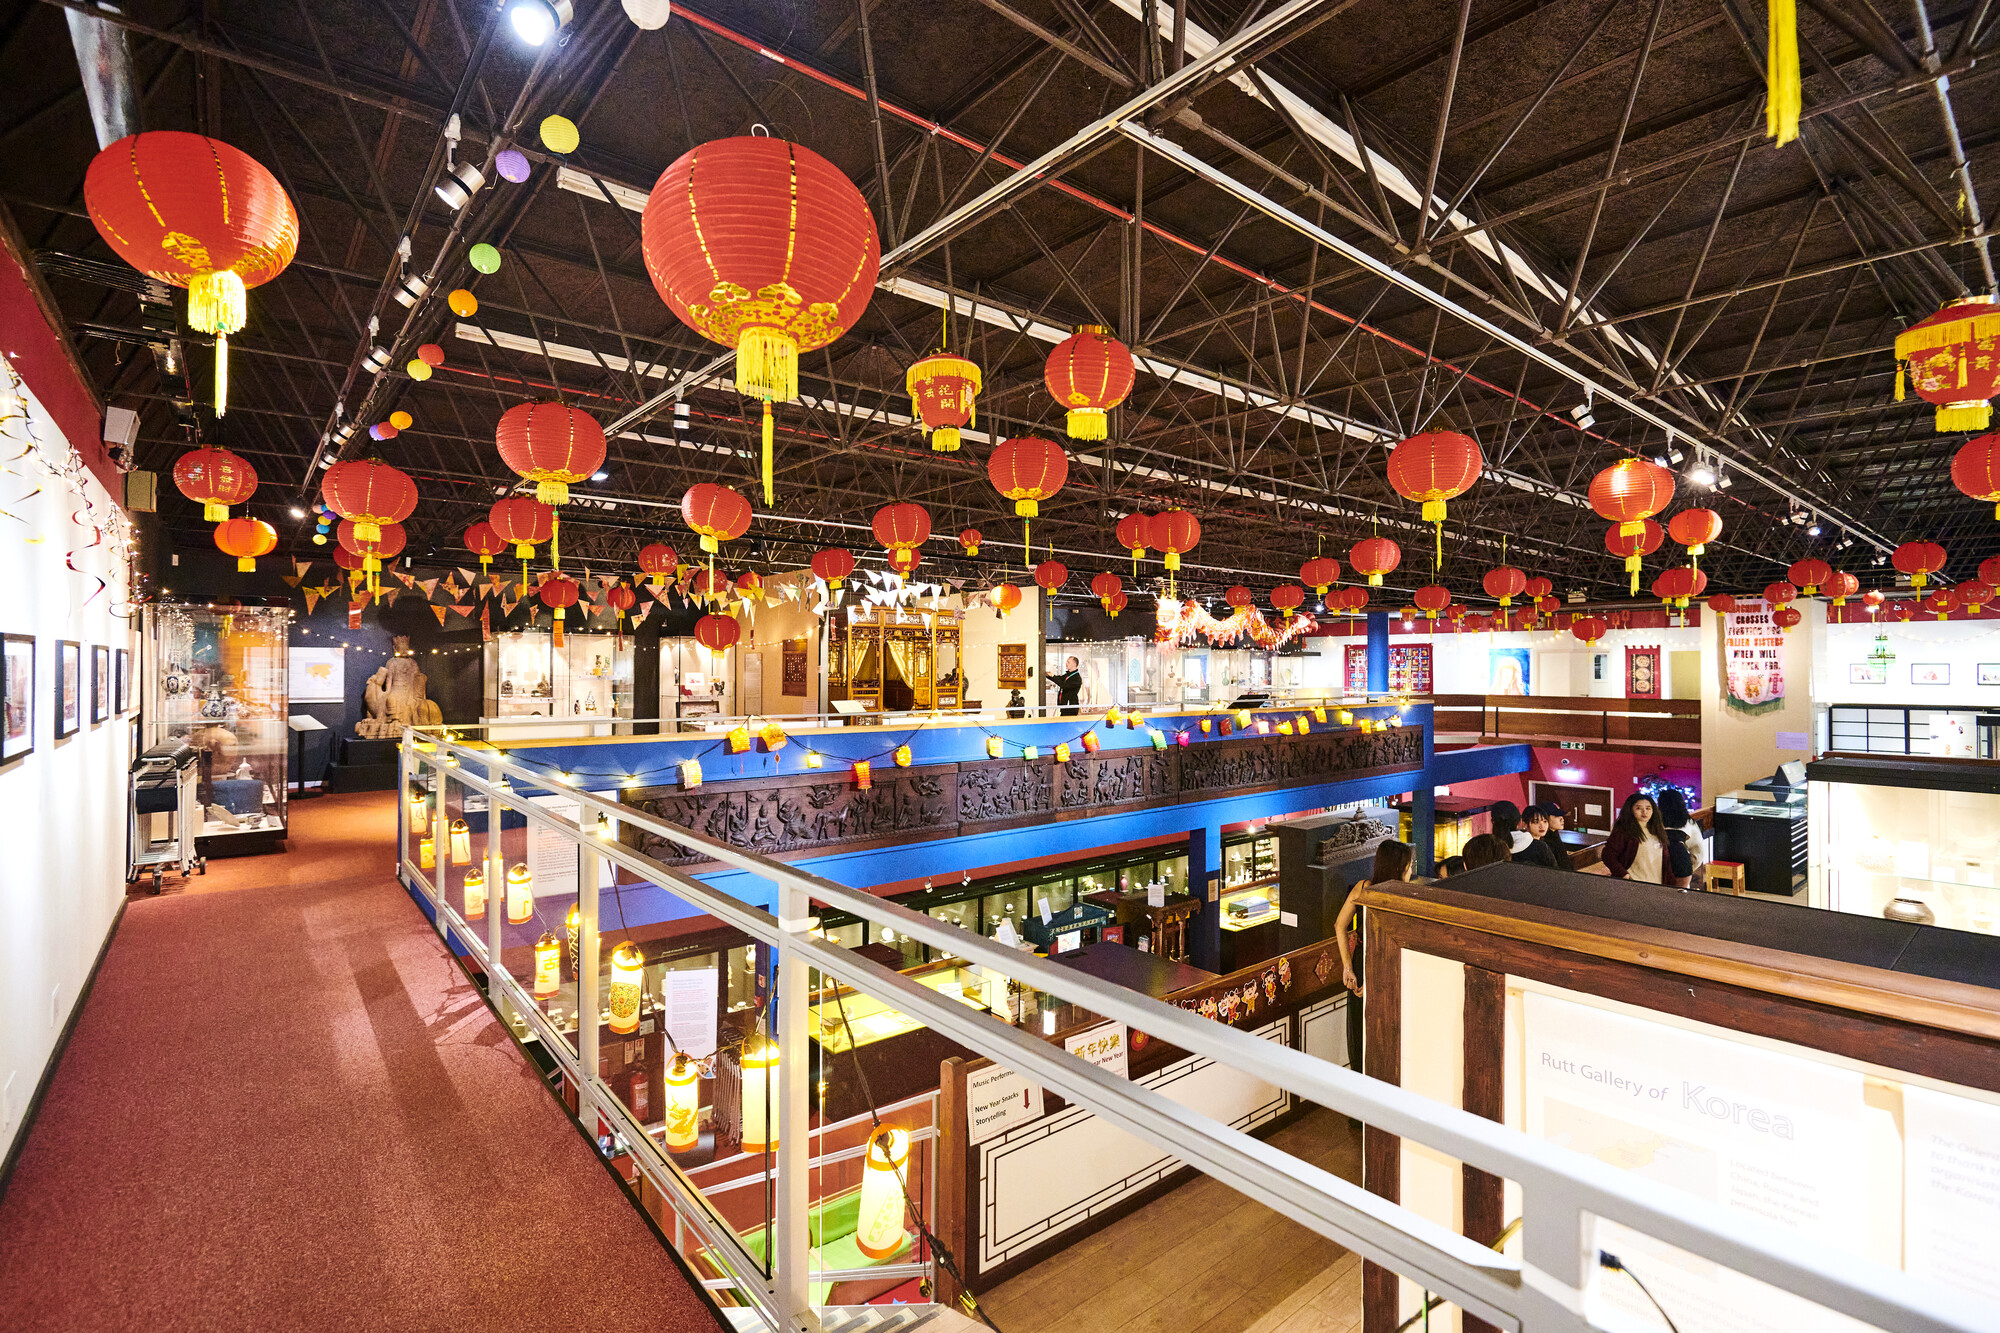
(1050, 656, 1083, 716)
(1493, 800, 1560, 870)
(1532, 803, 1575, 871)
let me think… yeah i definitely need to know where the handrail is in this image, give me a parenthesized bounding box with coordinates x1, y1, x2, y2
(403, 728, 1995, 1333)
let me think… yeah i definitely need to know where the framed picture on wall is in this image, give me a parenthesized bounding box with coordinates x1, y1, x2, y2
(1625, 645, 1661, 699)
(1912, 663, 1950, 685)
(1979, 663, 2000, 686)
(91, 645, 110, 723)
(996, 643, 1027, 689)
(55, 640, 80, 739)
(115, 648, 131, 713)
(2, 634, 33, 762)
(1849, 662, 1888, 685)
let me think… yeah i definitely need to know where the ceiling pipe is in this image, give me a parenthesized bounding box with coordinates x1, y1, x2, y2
(63, 7, 138, 148)
(1910, 0, 1997, 290)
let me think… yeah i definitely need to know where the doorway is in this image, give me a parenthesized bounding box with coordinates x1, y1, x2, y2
(1530, 780, 1616, 834)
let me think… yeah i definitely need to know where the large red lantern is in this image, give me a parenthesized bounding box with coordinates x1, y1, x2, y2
(1091, 571, 1123, 609)
(1763, 581, 1798, 607)
(638, 542, 679, 586)
(1924, 586, 1960, 620)
(323, 460, 417, 546)
(1387, 431, 1482, 565)
(682, 483, 752, 557)
(173, 446, 257, 522)
(1116, 513, 1151, 574)
(1300, 556, 1340, 594)
(1033, 560, 1068, 594)
(873, 503, 932, 564)
(1350, 536, 1401, 587)
(1956, 581, 1992, 612)
(338, 518, 406, 591)
(214, 516, 276, 572)
(1271, 585, 1305, 619)
(641, 136, 880, 502)
(465, 521, 507, 570)
(1523, 575, 1553, 602)
(1655, 566, 1706, 610)
(988, 437, 1069, 559)
(1773, 605, 1803, 634)
(1044, 326, 1134, 440)
(496, 400, 606, 507)
(1823, 571, 1859, 606)
(1148, 510, 1201, 575)
(811, 547, 855, 589)
(537, 573, 581, 645)
(1951, 433, 2000, 518)
(1667, 508, 1722, 564)
(694, 613, 740, 653)
(1413, 584, 1452, 620)
(1895, 299, 2000, 431)
(1604, 518, 1665, 595)
(1892, 540, 1947, 589)
(85, 131, 298, 413)
(958, 528, 982, 556)
(1571, 616, 1608, 646)
(1224, 586, 1256, 609)
(907, 352, 982, 452)
(1707, 594, 1738, 615)
(1982, 555, 2000, 588)
(1591, 458, 1675, 541)
(1481, 565, 1526, 607)
(1787, 558, 1832, 596)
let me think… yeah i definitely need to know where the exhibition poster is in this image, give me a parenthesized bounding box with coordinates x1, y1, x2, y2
(1721, 598, 1785, 715)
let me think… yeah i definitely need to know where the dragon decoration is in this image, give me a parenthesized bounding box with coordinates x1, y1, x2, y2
(1156, 596, 1318, 649)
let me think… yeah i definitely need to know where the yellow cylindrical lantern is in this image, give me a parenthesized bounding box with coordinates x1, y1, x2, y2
(463, 867, 486, 920)
(664, 1052, 700, 1152)
(855, 1125, 912, 1259)
(740, 1036, 779, 1152)
(419, 835, 435, 870)
(506, 864, 535, 924)
(608, 942, 645, 1035)
(449, 819, 472, 862)
(567, 903, 581, 972)
(407, 790, 428, 826)
(534, 932, 561, 998)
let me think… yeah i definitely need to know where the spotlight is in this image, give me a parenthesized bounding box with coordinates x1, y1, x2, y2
(363, 345, 392, 372)
(1570, 402, 1595, 431)
(509, 0, 572, 46)
(289, 506, 306, 519)
(1717, 474, 1733, 488)
(1687, 461, 1716, 488)
(591, 470, 608, 481)
(1807, 521, 1821, 538)
(674, 401, 691, 432)
(1667, 446, 1684, 465)
(434, 161, 485, 211)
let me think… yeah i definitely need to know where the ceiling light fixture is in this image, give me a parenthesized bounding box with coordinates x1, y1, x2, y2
(435, 160, 485, 211)
(1687, 460, 1716, 488)
(591, 470, 609, 481)
(509, 0, 572, 46)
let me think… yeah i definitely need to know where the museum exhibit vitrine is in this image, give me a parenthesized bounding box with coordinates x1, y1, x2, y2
(143, 601, 289, 853)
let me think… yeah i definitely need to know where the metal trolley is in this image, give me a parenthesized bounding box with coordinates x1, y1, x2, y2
(129, 741, 205, 890)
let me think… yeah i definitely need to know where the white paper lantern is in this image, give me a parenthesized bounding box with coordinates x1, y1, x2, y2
(462, 867, 486, 921)
(622, 0, 672, 28)
(854, 1126, 911, 1259)
(534, 933, 562, 998)
(506, 863, 535, 924)
(740, 1035, 779, 1152)
(608, 942, 645, 1034)
(663, 1052, 700, 1152)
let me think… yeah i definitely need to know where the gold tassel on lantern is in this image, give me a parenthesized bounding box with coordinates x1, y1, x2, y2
(553, 606, 565, 648)
(1627, 552, 1642, 596)
(760, 401, 775, 504)
(1066, 406, 1107, 440)
(187, 270, 247, 415)
(1766, 0, 1800, 146)
(534, 478, 568, 506)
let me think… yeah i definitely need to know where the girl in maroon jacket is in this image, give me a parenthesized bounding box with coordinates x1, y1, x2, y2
(1602, 793, 1678, 884)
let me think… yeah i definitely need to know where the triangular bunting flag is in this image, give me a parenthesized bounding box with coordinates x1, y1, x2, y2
(631, 602, 654, 625)
(418, 578, 439, 599)
(451, 603, 474, 618)
(432, 604, 447, 626)
(457, 567, 475, 585)
(502, 596, 519, 615)
(393, 570, 416, 588)
(303, 589, 323, 614)
(293, 559, 312, 579)
(377, 587, 401, 606)
(280, 574, 302, 588)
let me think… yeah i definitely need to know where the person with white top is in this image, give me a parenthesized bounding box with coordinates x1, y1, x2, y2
(1602, 793, 1678, 885)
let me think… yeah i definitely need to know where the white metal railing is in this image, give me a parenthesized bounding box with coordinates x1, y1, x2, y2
(397, 728, 1991, 1333)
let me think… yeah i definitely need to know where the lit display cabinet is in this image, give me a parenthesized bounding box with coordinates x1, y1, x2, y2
(1808, 754, 2000, 937)
(482, 630, 632, 739)
(660, 637, 735, 726)
(142, 601, 290, 854)
(828, 607, 960, 712)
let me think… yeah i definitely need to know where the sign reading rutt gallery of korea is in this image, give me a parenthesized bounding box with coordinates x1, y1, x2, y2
(966, 1063, 1044, 1145)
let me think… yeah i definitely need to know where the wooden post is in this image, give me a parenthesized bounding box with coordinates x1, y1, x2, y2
(1461, 965, 1507, 1333)
(935, 1056, 975, 1309)
(1360, 912, 1403, 1333)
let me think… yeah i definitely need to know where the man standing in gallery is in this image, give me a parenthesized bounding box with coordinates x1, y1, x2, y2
(1051, 655, 1083, 717)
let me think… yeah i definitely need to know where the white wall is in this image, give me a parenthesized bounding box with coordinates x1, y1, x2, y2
(1820, 618, 2000, 708)
(0, 375, 133, 1159)
(741, 570, 821, 717)
(1330, 622, 1703, 697)
(960, 585, 1041, 711)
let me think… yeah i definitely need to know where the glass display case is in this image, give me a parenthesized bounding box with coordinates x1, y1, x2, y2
(1222, 831, 1278, 890)
(808, 960, 1009, 1051)
(1809, 762, 2000, 937)
(660, 636, 735, 726)
(831, 608, 961, 712)
(142, 602, 290, 853)
(1714, 784, 1808, 897)
(483, 630, 632, 738)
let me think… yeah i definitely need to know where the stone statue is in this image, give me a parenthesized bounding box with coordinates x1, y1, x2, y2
(358, 636, 443, 737)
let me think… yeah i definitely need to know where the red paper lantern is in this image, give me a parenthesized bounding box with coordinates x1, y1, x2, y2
(1896, 299, 2000, 432)
(1224, 586, 1256, 609)
(1335, 587, 1370, 615)
(958, 527, 982, 556)
(1116, 514, 1151, 567)
(1091, 571, 1123, 608)
(1387, 431, 1482, 563)
(1590, 459, 1675, 536)
(1981, 556, 2000, 588)
(1413, 584, 1452, 620)
(605, 582, 638, 639)
(689, 568, 732, 603)
(1891, 600, 1915, 622)
(1033, 560, 1068, 593)
(1147, 510, 1201, 572)
(887, 549, 922, 576)
(1523, 576, 1553, 601)
(990, 583, 1022, 614)
(682, 483, 752, 555)
(642, 135, 880, 501)
(1708, 594, 1738, 615)
(873, 503, 932, 557)
(1481, 565, 1527, 606)
(989, 437, 1069, 558)
(1824, 571, 1859, 606)
(338, 518, 406, 564)
(639, 542, 679, 586)
(1924, 586, 1960, 620)
(1667, 508, 1722, 561)
(1300, 557, 1340, 594)
(173, 446, 257, 522)
(1350, 536, 1401, 587)
(322, 460, 417, 545)
(1956, 581, 1992, 612)
(907, 352, 982, 452)
(488, 495, 555, 557)
(1104, 590, 1128, 618)
(85, 131, 298, 413)
(464, 521, 507, 570)
(1571, 615, 1608, 645)
(811, 547, 855, 589)
(496, 400, 606, 507)
(1535, 595, 1560, 619)
(538, 573, 581, 647)
(1773, 605, 1803, 633)
(1604, 518, 1665, 595)
(214, 516, 276, 571)
(1763, 581, 1798, 607)
(1861, 590, 1884, 615)
(417, 343, 445, 367)
(1655, 566, 1706, 609)
(1788, 559, 1832, 596)
(734, 571, 765, 604)
(694, 613, 740, 653)
(1951, 433, 2000, 518)
(1044, 326, 1134, 440)
(1270, 585, 1305, 619)
(1892, 540, 1947, 589)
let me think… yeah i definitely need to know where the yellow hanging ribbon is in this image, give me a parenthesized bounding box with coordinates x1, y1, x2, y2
(1766, 0, 1801, 145)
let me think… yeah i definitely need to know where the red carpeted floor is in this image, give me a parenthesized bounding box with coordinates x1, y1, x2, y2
(0, 791, 723, 1332)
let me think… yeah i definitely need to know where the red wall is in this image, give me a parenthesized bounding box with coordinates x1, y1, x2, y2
(1440, 747, 1700, 810)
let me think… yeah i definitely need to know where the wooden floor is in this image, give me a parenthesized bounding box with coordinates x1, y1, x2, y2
(976, 1109, 1364, 1333)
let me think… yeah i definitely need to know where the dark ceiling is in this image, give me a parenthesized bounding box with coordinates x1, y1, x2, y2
(4, 0, 1997, 607)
